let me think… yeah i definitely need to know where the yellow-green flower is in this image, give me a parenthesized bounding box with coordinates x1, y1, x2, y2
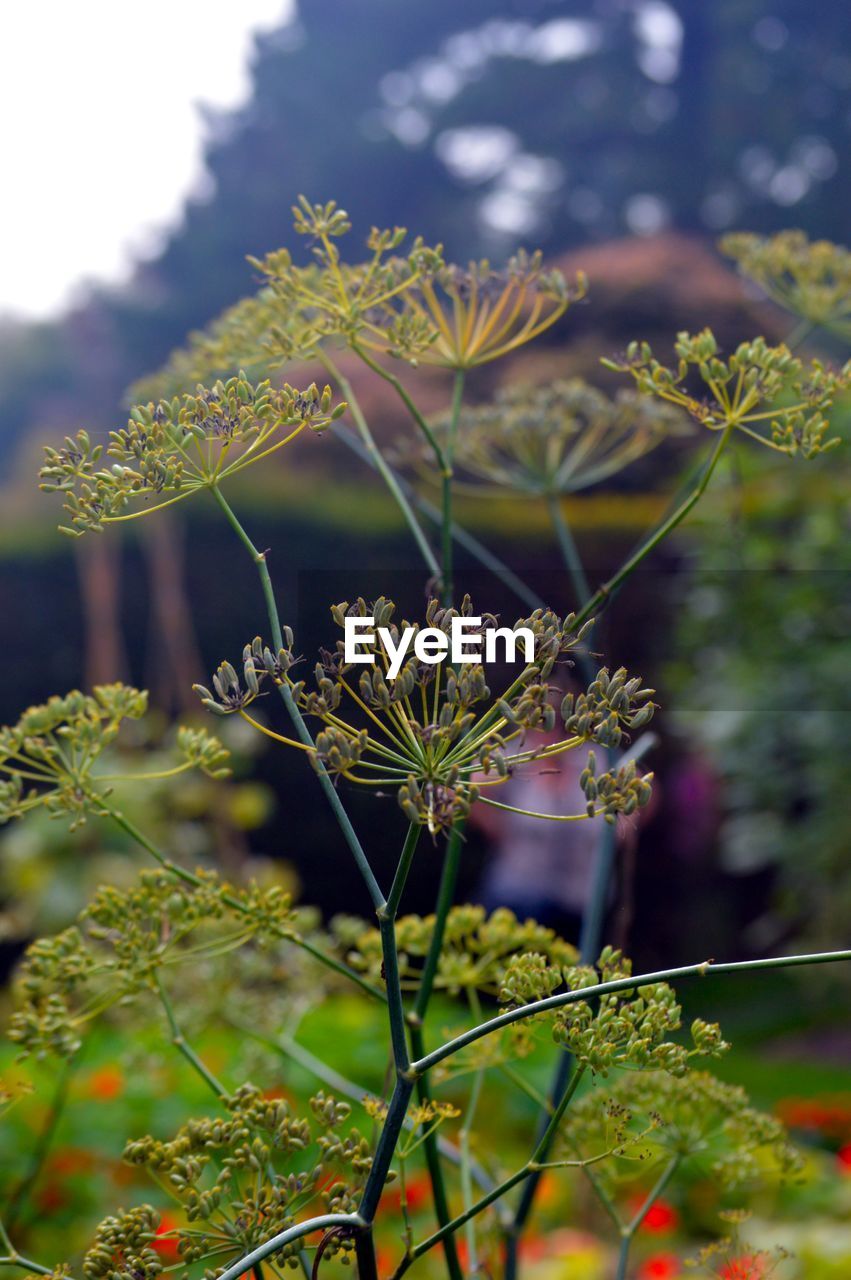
(194, 595, 654, 837)
(40, 373, 345, 535)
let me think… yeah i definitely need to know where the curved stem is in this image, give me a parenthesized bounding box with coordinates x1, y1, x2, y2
(413, 949, 851, 1076)
(215, 1214, 365, 1280)
(350, 343, 448, 473)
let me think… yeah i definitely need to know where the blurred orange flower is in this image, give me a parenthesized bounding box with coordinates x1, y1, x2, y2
(86, 1066, 124, 1100)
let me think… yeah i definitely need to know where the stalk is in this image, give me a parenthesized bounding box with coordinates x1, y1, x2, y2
(318, 350, 440, 579)
(214, 1214, 365, 1280)
(615, 1156, 681, 1280)
(407, 827, 465, 1280)
(572, 422, 734, 630)
(413, 948, 851, 1076)
(209, 483, 385, 913)
(441, 371, 466, 604)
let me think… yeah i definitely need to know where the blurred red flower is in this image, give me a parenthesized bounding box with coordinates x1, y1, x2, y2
(719, 1255, 770, 1279)
(637, 1253, 681, 1279)
(153, 1211, 182, 1262)
(637, 1198, 679, 1234)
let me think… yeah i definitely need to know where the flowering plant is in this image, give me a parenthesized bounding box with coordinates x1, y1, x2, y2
(1, 207, 849, 1280)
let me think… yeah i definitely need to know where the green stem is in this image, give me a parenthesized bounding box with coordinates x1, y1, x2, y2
(546, 493, 591, 609)
(460, 1048, 485, 1273)
(414, 949, 851, 1075)
(395, 1069, 586, 1278)
(209, 483, 385, 913)
(359, 1078, 415, 1223)
(319, 350, 440, 579)
(0, 1255, 63, 1278)
(101, 804, 385, 1002)
(226, 1018, 495, 1197)
(573, 422, 735, 630)
(412, 824, 464, 1024)
(418, 495, 545, 611)
(407, 827, 466, 1280)
(5, 1058, 75, 1230)
(354, 1229, 379, 1280)
(154, 972, 227, 1097)
(330, 417, 544, 610)
(380, 824, 420, 1070)
(350, 344, 449, 473)
(616, 1157, 681, 1280)
(441, 371, 465, 604)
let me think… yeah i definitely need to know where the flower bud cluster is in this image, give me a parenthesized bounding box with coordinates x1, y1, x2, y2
(8, 869, 300, 1058)
(41, 375, 345, 535)
(605, 329, 846, 458)
(0, 685, 229, 830)
(722, 229, 851, 339)
(338, 905, 578, 997)
(195, 596, 654, 835)
(567, 1069, 801, 1195)
(395, 378, 690, 497)
(546, 948, 730, 1077)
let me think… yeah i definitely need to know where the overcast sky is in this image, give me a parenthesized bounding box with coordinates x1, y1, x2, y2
(1, 2, 292, 319)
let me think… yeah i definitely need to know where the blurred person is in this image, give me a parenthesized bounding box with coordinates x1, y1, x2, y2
(470, 716, 604, 941)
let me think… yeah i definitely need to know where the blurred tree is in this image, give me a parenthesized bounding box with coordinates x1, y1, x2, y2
(1, 0, 849, 469)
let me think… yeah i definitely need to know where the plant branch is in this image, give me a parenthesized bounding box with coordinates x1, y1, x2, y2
(318, 350, 439, 579)
(413, 949, 851, 1075)
(154, 972, 228, 1098)
(210, 483, 385, 913)
(214, 1214, 365, 1280)
(573, 422, 735, 630)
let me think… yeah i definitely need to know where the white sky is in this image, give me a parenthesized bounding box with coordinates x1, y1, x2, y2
(1, 2, 293, 319)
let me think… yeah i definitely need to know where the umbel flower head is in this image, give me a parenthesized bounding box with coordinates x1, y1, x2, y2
(194, 595, 655, 837)
(0, 685, 229, 830)
(395, 378, 691, 497)
(722, 229, 851, 340)
(144, 197, 586, 383)
(605, 329, 847, 458)
(84, 1089, 371, 1279)
(568, 1069, 799, 1192)
(39, 373, 346, 535)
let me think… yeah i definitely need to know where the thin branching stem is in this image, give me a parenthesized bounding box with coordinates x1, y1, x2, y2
(209, 483, 385, 912)
(154, 972, 228, 1098)
(407, 826, 466, 1280)
(615, 1156, 681, 1280)
(442, 371, 466, 604)
(573, 421, 735, 630)
(100, 802, 385, 1002)
(414, 949, 851, 1076)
